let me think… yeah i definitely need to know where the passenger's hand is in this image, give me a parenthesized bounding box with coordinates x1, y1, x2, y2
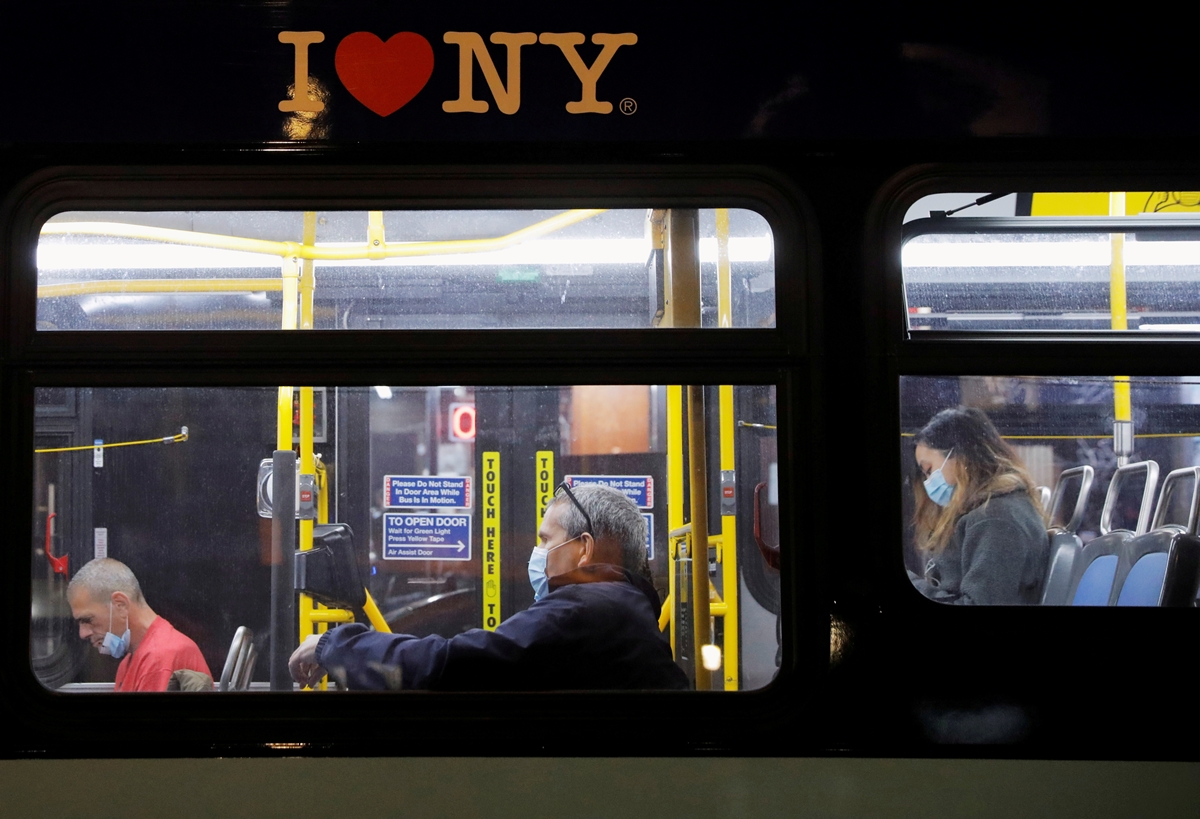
(288, 634, 325, 688)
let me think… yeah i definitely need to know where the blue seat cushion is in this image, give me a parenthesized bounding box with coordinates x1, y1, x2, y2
(1116, 552, 1170, 607)
(1073, 554, 1118, 606)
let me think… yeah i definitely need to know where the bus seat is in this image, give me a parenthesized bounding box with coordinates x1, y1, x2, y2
(167, 669, 214, 692)
(219, 626, 256, 692)
(1040, 466, 1093, 605)
(1071, 553, 1120, 605)
(1111, 467, 1200, 607)
(1040, 534, 1081, 605)
(1116, 551, 1171, 606)
(1064, 461, 1158, 606)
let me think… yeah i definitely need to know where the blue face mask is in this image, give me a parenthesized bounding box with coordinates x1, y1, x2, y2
(528, 535, 584, 602)
(99, 600, 131, 659)
(923, 448, 955, 508)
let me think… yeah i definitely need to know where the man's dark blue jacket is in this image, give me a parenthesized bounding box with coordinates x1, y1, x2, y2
(315, 564, 689, 690)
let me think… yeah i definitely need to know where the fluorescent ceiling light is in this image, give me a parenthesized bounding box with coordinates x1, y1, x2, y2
(903, 240, 1200, 268)
(373, 386, 394, 399)
(37, 237, 773, 271)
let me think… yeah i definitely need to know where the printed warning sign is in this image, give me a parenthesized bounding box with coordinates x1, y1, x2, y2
(382, 513, 471, 561)
(564, 474, 653, 509)
(384, 475, 471, 508)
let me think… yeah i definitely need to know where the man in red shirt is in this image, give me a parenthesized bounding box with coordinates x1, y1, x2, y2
(67, 558, 212, 692)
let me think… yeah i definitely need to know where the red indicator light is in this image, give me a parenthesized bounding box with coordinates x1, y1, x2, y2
(450, 403, 476, 441)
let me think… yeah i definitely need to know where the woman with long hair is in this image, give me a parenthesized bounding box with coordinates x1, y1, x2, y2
(910, 406, 1050, 605)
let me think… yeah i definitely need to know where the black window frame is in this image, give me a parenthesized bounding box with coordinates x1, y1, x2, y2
(869, 163, 1200, 605)
(4, 164, 819, 757)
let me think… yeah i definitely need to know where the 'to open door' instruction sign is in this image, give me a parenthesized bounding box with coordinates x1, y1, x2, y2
(383, 513, 472, 560)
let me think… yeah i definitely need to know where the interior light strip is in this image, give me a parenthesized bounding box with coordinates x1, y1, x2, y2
(903, 240, 1200, 268)
(37, 237, 773, 271)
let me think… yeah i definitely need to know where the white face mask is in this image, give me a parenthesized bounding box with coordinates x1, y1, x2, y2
(527, 535, 584, 602)
(922, 448, 955, 508)
(99, 599, 131, 658)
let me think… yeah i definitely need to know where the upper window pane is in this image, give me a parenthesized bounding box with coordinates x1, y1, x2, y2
(36, 209, 776, 331)
(903, 191, 1200, 332)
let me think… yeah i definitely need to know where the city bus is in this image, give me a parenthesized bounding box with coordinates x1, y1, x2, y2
(3, 1, 1198, 816)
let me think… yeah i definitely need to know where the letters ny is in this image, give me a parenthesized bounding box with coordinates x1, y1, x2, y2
(279, 30, 637, 117)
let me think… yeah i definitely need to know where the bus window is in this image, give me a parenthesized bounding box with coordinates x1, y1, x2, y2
(32, 384, 781, 693)
(901, 375, 1200, 607)
(35, 209, 776, 331)
(902, 191, 1200, 332)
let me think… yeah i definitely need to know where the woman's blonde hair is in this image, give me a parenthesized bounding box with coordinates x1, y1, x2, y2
(912, 406, 1047, 555)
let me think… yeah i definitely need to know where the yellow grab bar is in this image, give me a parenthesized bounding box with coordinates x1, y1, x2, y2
(38, 278, 283, 299)
(40, 209, 606, 263)
(363, 591, 391, 633)
(36, 428, 188, 453)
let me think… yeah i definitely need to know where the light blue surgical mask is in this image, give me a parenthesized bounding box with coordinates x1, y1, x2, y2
(923, 448, 955, 508)
(528, 535, 584, 602)
(99, 600, 131, 659)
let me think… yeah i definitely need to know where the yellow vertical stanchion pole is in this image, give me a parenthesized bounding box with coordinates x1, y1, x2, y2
(665, 209, 701, 328)
(666, 385, 684, 655)
(687, 385, 713, 691)
(718, 384, 739, 690)
(300, 212, 317, 330)
(715, 207, 738, 687)
(276, 389, 294, 451)
(278, 251, 299, 685)
(298, 386, 323, 688)
(716, 208, 732, 328)
(313, 457, 330, 672)
(287, 216, 321, 678)
(1110, 192, 1133, 466)
(277, 255, 298, 454)
(298, 386, 315, 639)
(280, 255, 299, 333)
(367, 211, 386, 259)
(298, 213, 318, 650)
(315, 458, 328, 525)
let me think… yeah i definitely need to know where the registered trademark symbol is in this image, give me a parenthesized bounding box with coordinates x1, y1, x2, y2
(619, 98, 637, 115)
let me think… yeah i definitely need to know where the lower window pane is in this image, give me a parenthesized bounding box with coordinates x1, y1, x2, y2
(902, 375, 1200, 607)
(32, 385, 780, 692)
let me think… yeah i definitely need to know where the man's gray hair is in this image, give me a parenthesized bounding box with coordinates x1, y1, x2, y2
(548, 483, 650, 580)
(67, 558, 145, 604)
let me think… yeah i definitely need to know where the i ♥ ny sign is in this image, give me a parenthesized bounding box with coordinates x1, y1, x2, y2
(279, 30, 638, 117)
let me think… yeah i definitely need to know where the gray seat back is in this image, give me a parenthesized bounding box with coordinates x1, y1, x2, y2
(1040, 466, 1093, 606)
(1041, 532, 1082, 606)
(1065, 461, 1158, 606)
(1113, 467, 1200, 607)
(220, 626, 256, 692)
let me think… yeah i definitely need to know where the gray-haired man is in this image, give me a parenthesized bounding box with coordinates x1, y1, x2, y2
(291, 483, 685, 690)
(68, 558, 211, 691)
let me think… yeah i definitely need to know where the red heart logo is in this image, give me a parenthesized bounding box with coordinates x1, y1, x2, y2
(335, 32, 434, 117)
